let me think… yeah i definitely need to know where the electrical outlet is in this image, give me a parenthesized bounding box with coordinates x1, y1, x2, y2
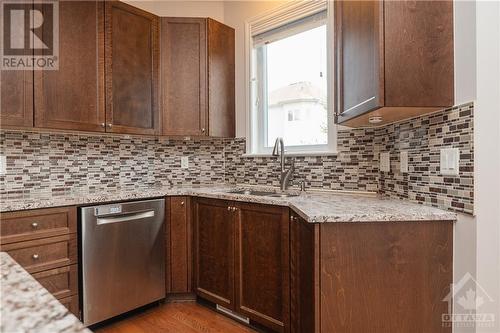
(400, 151, 408, 173)
(181, 156, 189, 169)
(440, 148, 459, 176)
(380, 152, 390, 172)
(0, 155, 6, 176)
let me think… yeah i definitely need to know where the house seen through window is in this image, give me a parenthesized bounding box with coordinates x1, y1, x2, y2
(250, 8, 334, 154)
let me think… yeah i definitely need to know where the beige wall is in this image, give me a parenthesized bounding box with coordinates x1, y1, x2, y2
(223, 1, 288, 137)
(123, 1, 225, 22)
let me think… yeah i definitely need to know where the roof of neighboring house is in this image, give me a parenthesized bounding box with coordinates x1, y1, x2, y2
(268, 81, 327, 107)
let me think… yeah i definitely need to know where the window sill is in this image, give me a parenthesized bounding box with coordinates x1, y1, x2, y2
(241, 151, 338, 158)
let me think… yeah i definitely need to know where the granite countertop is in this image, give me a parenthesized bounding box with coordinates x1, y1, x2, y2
(0, 252, 92, 333)
(0, 184, 457, 222)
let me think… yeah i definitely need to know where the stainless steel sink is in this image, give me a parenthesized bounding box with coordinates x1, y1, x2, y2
(266, 193, 299, 198)
(228, 189, 299, 198)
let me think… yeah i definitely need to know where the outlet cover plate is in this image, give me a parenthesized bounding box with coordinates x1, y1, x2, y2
(0, 155, 6, 176)
(440, 148, 459, 176)
(380, 152, 390, 172)
(181, 156, 189, 169)
(400, 151, 408, 173)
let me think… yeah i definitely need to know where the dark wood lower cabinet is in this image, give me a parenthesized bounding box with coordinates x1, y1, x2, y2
(319, 222, 453, 333)
(166, 196, 194, 299)
(290, 213, 319, 333)
(0, 207, 80, 319)
(235, 202, 290, 332)
(290, 215, 454, 333)
(193, 198, 235, 310)
(193, 198, 290, 332)
(59, 294, 80, 318)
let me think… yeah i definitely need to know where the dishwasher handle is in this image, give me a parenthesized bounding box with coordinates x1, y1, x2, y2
(96, 210, 155, 225)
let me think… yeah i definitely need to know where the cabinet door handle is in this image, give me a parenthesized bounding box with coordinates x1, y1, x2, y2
(31, 222, 39, 229)
(227, 206, 231, 211)
(180, 201, 185, 206)
(107, 123, 113, 128)
(32, 254, 40, 260)
(101, 123, 105, 128)
(201, 128, 205, 133)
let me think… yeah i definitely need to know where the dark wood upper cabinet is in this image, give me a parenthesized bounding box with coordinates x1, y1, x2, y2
(235, 202, 290, 333)
(105, 1, 160, 135)
(193, 198, 235, 310)
(161, 18, 207, 136)
(34, 1, 105, 132)
(335, 0, 454, 127)
(0, 70, 33, 128)
(161, 17, 235, 137)
(207, 19, 235, 138)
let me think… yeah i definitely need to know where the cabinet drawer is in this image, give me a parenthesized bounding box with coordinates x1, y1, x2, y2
(0, 207, 76, 245)
(59, 294, 80, 318)
(1, 234, 77, 273)
(32, 264, 78, 300)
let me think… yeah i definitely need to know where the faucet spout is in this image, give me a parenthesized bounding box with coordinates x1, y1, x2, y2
(272, 137, 285, 172)
(271, 137, 294, 191)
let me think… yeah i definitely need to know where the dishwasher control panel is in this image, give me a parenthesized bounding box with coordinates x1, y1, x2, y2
(94, 204, 122, 216)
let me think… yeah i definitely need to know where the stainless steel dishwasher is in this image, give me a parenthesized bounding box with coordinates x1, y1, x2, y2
(80, 199, 165, 326)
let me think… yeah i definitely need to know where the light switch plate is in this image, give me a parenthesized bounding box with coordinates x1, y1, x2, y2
(380, 152, 390, 172)
(0, 155, 6, 176)
(181, 156, 189, 169)
(440, 148, 460, 176)
(400, 151, 408, 173)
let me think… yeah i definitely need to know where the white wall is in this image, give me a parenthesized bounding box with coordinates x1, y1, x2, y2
(453, 2, 477, 332)
(475, 1, 500, 332)
(454, 0, 476, 105)
(454, 214, 477, 333)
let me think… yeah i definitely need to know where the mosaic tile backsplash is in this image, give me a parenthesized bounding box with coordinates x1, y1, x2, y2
(224, 103, 474, 214)
(0, 133, 227, 194)
(376, 103, 474, 214)
(224, 129, 379, 192)
(0, 102, 474, 214)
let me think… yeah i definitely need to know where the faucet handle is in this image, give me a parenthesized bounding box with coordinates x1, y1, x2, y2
(294, 180, 306, 192)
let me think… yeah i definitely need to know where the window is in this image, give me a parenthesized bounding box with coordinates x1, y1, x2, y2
(247, 2, 335, 155)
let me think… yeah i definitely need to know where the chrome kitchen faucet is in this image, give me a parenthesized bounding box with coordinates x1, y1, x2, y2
(272, 137, 295, 191)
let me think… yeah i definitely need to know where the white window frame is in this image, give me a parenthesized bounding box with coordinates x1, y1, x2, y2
(244, 0, 337, 156)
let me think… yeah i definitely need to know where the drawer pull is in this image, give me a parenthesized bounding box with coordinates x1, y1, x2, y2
(32, 254, 40, 260)
(31, 222, 39, 229)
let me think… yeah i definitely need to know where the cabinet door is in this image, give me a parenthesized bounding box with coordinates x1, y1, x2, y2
(166, 196, 192, 294)
(161, 18, 207, 136)
(290, 213, 320, 333)
(193, 198, 235, 309)
(384, 0, 453, 107)
(0, 70, 33, 127)
(207, 19, 235, 138)
(235, 202, 290, 332)
(105, 1, 160, 135)
(335, 0, 384, 120)
(34, 1, 105, 132)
